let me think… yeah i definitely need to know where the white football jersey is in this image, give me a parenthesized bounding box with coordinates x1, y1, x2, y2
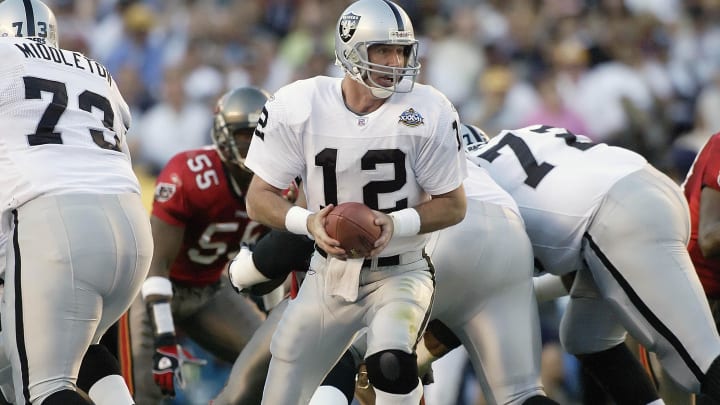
(468, 124, 647, 275)
(0, 38, 138, 216)
(245, 76, 467, 256)
(463, 159, 520, 216)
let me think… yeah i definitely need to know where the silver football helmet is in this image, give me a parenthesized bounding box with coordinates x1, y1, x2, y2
(211, 86, 270, 172)
(0, 0, 58, 47)
(334, 0, 420, 99)
(459, 123, 490, 154)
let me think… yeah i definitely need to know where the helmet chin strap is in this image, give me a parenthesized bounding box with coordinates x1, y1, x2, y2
(369, 86, 393, 99)
(350, 71, 393, 99)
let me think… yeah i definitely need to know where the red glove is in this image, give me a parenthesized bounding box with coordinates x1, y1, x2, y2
(152, 343, 206, 397)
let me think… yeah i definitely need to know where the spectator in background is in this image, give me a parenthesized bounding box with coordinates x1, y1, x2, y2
(672, 69, 720, 179)
(103, 2, 167, 99)
(460, 64, 538, 137)
(49, 0, 94, 53)
(89, 0, 137, 61)
(115, 65, 151, 160)
(521, 70, 589, 135)
(135, 66, 212, 174)
(225, 30, 293, 94)
(424, 4, 485, 109)
(276, 0, 336, 73)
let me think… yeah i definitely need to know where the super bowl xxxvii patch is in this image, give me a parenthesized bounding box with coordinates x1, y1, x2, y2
(154, 182, 177, 202)
(398, 108, 424, 127)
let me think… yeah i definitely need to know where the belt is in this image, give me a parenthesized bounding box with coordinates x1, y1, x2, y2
(315, 247, 403, 267)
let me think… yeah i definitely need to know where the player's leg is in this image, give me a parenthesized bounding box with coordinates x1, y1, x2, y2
(84, 193, 151, 405)
(308, 348, 360, 404)
(261, 259, 361, 405)
(126, 292, 162, 404)
(561, 268, 664, 405)
(3, 198, 99, 404)
(176, 278, 266, 363)
(582, 166, 720, 399)
(212, 298, 288, 405)
(0, 281, 15, 404)
(421, 346, 468, 405)
(364, 263, 434, 404)
(625, 334, 695, 404)
(0, 331, 13, 404)
(696, 299, 720, 404)
(426, 201, 554, 404)
(0, 240, 8, 405)
(3, 194, 151, 404)
(77, 343, 134, 405)
(0, 324, 132, 405)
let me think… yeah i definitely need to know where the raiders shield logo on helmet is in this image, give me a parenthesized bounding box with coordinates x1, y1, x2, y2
(339, 13, 360, 43)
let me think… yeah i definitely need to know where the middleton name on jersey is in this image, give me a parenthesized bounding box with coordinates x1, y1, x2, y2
(12, 39, 112, 84)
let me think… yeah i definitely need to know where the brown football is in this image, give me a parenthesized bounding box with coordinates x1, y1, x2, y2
(325, 202, 381, 258)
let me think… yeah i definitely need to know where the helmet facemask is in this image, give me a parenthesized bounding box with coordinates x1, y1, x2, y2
(210, 86, 270, 174)
(212, 115, 254, 172)
(342, 41, 420, 98)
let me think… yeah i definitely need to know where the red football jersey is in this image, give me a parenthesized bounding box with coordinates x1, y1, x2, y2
(683, 132, 720, 298)
(152, 147, 269, 287)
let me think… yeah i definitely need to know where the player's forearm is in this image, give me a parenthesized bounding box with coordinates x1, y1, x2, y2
(415, 185, 467, 234)
(247, 189, 294, 230)
(699, 225, 720, 259)
(699, 187, 720, 259)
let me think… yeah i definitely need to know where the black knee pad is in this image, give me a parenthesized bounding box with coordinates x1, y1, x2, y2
(365, 350, 419, 394)
(320, 350, 356, 403)
(44, 389, 93, 404)
(523, 395, 560, 404)
(77, 344, 121, 393)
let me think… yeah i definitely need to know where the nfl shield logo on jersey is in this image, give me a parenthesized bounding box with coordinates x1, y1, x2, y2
(339, 13, 360, 42)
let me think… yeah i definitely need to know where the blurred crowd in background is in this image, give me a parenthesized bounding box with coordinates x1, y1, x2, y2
(43, 0, 720, 403)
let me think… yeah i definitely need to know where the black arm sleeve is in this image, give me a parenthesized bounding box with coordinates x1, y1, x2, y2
(252, 230, 315, 279)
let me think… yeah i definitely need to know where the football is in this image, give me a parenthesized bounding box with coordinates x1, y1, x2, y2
(325, 202, 381, 259)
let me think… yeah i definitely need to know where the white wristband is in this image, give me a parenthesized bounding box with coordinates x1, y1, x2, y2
(389, 208, 421, 237)
(141, 276, 173, 301)
(285, 206, 312, 236)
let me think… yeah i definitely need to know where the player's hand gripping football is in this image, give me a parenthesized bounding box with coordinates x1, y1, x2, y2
(152, 343, 207, 397)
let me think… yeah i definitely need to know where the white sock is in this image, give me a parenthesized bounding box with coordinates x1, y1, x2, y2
(88, 375, 134, 405)
(647, 400, 665, 405)
(374, 380, 422, 405)
(308, 385, 348, 405)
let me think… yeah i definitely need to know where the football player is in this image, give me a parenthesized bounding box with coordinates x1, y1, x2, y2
(682, 130, 720, 405)
(0, 0, 152, 403)
(466, 124, 720, 403)
(126, 86, 275, 403)
(242, 0, 468, 403)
